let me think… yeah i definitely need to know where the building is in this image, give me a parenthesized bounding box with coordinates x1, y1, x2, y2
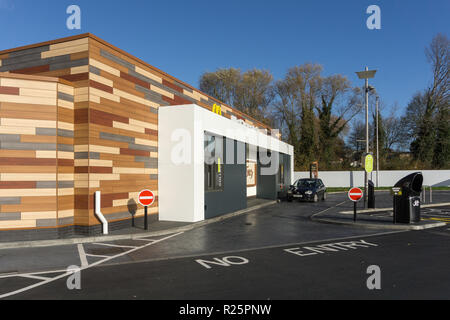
(0, 34, 294, 240)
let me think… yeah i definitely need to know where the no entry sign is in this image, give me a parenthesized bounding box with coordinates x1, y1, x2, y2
(138, 190, 155, 207)
(348, 187, 364, 202)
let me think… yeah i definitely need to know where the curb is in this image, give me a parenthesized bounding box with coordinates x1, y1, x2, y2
(338, 202, 450, 215)
(311, 216, 446, 231)
(0, 201, 277, 250)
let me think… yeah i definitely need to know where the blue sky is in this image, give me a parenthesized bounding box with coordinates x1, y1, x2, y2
(1, 0, 448, 116)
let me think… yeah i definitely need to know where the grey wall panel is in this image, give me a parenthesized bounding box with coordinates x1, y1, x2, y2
(0, 198, 21, 205)
(204, 139, 247, 219)
(100, 132, 135, 144)
(0, 142, 56, 151)
(7, 45, 50, 58)
(257, 149, 278, 200)
(0, 213, 21, 221)
(0, 134, 21, 142)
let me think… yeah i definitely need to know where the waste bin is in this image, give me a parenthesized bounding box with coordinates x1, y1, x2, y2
(368, 180, 375, 209)
(393, 172, 423, 224)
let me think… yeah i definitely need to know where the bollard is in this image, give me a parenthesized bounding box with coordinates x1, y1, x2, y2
(422, 187, 426, 204)
(430, 186, 433, 203)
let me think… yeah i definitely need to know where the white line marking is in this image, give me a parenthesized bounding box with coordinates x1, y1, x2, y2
(77, 244, 88, 268)
(139, 196, 154, 200)
(92, 242, 137, 249)
(132, 238, 156, 243)
(0, 232, 183, 299)
(0, 269, 67, 280)
(18, 274, 51, 281)
(85, 254, 111, 258)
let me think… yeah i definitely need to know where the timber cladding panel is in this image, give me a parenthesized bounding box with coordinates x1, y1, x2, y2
(0, 33, 277, 233)
(0, 73, 60, 230)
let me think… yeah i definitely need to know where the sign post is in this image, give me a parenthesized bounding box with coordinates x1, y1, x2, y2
(364, 154, 374, 208)
(348, 187, 364, 222)
(138, 190, 155, 230)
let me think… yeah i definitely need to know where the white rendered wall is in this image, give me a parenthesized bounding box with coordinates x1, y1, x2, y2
(293, 170, 450, 188)
(159, 104, 294, 222)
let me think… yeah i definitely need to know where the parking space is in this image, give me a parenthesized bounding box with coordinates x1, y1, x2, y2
(0, 233, 183, 299)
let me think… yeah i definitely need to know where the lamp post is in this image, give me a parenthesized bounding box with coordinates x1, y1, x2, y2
(376, 95, 380, 188)
(356, 67, 377, 208)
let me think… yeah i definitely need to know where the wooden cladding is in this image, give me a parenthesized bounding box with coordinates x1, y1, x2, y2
(0, 33, 276, 233)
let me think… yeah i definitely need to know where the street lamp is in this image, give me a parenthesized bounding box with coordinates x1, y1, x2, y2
(375, 95, 380, 188)
(356, 67, 377, 208)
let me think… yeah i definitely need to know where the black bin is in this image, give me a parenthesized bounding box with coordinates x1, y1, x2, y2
(368, 180, 375, 209)
(393, 172, 423, 224)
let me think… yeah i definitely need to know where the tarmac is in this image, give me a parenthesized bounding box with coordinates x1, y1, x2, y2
(0, 198, 277, 250)
(1, 191, 449, 249)
(311, 191, 449, 230)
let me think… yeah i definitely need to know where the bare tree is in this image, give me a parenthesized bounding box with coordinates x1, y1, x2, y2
(199, 68, 241, 106)
(199, 68, 274, 124)
(234, 69, 274, 124)
(317, 75, 363, 167)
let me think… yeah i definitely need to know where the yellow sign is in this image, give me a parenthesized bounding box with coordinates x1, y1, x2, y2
(212, 104, 222, 116)
(365, 154, 374, 173)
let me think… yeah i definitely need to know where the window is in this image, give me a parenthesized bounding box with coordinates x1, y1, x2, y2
(204, 133, 224, 192)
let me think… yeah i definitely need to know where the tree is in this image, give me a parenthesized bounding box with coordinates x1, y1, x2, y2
(348, 120, 365, 165)
(199, 68, 274, 125)
(400, 92, 427, 149)
(372, 110, 387, 166)
(272, 75, 302, 164)
(410, 33, 449, 167)
(433, 103, 450, 168)
(273, 64, 322, 169)
(199, 68, 240, 106)
(234, 69, 274, 125)
(317, 75, 362, 168)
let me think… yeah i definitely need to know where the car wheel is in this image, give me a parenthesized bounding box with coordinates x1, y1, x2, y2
(322, 192, 327, 201)
(287, 196, 293, 202)
(313, 194, 319, 203)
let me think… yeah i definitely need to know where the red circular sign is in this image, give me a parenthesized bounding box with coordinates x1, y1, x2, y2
(138, 190, 155, 207)
(348, 187, 364, 202)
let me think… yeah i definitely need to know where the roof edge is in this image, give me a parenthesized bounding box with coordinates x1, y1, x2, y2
(0, 33, 272, 131)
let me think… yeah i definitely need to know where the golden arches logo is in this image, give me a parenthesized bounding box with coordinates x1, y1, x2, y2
(212, 104, 222, 116)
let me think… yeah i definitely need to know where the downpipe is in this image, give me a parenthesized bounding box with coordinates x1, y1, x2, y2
(95, 191, 108, 235)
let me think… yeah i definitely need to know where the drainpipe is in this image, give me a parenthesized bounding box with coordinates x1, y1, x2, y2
(95, 191, 108, 235)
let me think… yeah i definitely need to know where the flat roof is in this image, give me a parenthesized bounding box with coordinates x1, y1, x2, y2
(0, 33, 272, 131)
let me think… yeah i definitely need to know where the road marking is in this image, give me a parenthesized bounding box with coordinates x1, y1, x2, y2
(85, 254, 111, 258)
(77, 244, 88, 268)
(0, 269, 68, 280)
(0, 232, 183, 299)
(285, 239, 378, 257)
(18, 274, 51, 281)
(92, 242, 138, 249)
(132, 238, 156, 243)
(196, 256, 249, 269)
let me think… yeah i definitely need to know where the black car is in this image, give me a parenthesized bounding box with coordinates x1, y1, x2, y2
(287, 178, 327, 203)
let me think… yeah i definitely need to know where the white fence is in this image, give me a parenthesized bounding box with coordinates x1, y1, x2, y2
(293, 170, 450, 188)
